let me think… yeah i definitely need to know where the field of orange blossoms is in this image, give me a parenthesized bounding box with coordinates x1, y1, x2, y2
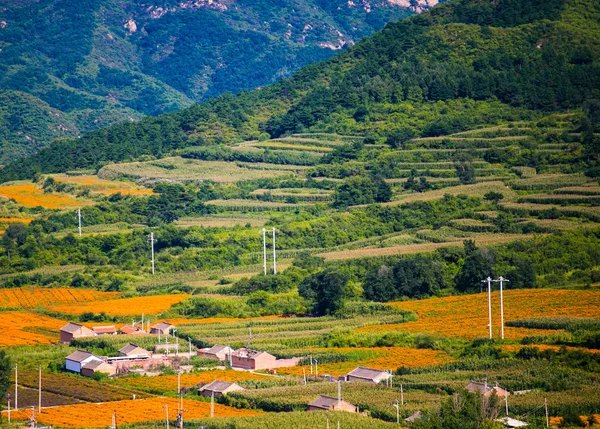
(115, 370, 269, 393)
(7, 397, 260, 428)
(0, 182, 93, 209)
(278, 347, 453, 378)
(0, 311, 66, 346)
(52, 174, 153, 196)
(0, 287, 121, 309)
(0, 217, 34, 224)
(359, 289, 600, 340)
(49, 294, 191, 316)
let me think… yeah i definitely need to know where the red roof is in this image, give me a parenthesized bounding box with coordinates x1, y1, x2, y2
(120, 325, 146, 335)
(93, 326, 116, 334)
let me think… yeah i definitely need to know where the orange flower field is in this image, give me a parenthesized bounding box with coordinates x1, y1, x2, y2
(8, 397, 260, 428)
(115, 370, 269, 392)
(0, 217, 34, 224)
(49, 294, 191, 316)
(0, 183, 92, 209)
(360, 289, 600, 340)
(278, 347, 453, 377)
(0, 311, 66, 346)
(0, 287, 121, 309)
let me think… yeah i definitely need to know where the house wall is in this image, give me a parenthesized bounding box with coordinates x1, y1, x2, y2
(335, 402, 358, 413)
(60, 332, 74, 344)
(347, 375, 376, 383)
(81, 363, 117, 378)
(65, 359, 81, 373)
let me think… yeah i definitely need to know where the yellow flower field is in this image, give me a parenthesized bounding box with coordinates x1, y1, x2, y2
(277, 347, 453, 378)
(0, 311, 67, 346)
(0, 217, 34, 224)
(49, 294, 191, 316)
(0, 287, 121, 309)
(0, 183, 92, 209)
(115, 370, 269, 392)
(359, 289, 600, 340)
(8, 397, 260, 428)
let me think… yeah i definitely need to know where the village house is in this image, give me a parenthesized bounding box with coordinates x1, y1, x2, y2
(406, 411, 424, 428)
(65, 350, 104, 374)
(120, 325, 147, 335)
(307, 395, 359, 413)
(465, 381, 510, 397)
(119, 343, 151, 358)
(343, 366, 392, 384)
(198, 344, 232, 361)
(199, 380, 244, 398)
(80, 359, 117, 378)
(150, 321, 174, 336)
(497, 417, 529, 428)
(231, 347, 301, 370)
(59, 322, 94, 344)
(92, 326, 117, 336)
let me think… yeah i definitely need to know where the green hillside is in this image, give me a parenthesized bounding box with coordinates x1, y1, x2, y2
(0, 0, 421, 161)
(1, 0, 598, 181)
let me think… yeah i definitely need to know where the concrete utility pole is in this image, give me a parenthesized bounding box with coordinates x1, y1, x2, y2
(165, 404, 169, 429)
(14, 364, 17, 410)
(481, 277, 493, 339)
(112, 411, 117, 429)
(499, 276, 508, 339)
(400, 384, 404, 405)
(262, 228, 267, 275)
(210, 392, 215, 418)
(177, 371, 181, 395)
(38, 365, 42, 413)
(272, 228, 277, 274)
(149, 232, 156, 275)
(77, 209, 82, 237)
(337, 381, 341, 409)
(505, 395, 509, 416)
(544, 398, 549, 427)
(391, 400, 400, 425)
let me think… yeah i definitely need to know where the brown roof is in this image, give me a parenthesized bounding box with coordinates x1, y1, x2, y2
(66, 350, 98, 363)
(151, 322, 174, 330)
(119, 343, 142, 354)
(60, 322, 85, 333)
(465, 381, 504, 394)
(120, 325, 145, 335)
(406, 411, 424, 422)
(200, 380, 241, 393)
(308, 395, 355, 410)
(82, 360, 106, 370)
(347, 366, 389, 380)
(232, 348, 273, 359)
(93, 326, 116, 334)
(204, 345, 230, 354)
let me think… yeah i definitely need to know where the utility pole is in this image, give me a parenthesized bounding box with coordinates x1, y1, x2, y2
(14, 364, 17, 410)
(303, 367, 307, 384)
(165, 404, 169, 429)
(38, 365, 42, 413)
(272, 228, 277, 274)
(315, 359, 319, 378)
(337, 381, 341, 409)
(544, 398, 549, 427)
(149, 232, 156, 275)
(499, 276, 508, 339)
(77, 209, 82, 237)
(177, 371, 181, 395)
(504, 395, 508, 416)
(390, 369, 393, 388)
(7, 396, 10, 423)
(262, 228, 267, 275)
(112, 411, 117, 429)
(391, 400, 399, 425)
(400, 384, 404, 406)
(210, 392, 215, 418)
(481, 277, 493, 339)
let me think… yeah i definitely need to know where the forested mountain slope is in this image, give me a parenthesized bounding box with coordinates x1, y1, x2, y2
(0, 0, 427, 161)
(1, 0, 599, 182)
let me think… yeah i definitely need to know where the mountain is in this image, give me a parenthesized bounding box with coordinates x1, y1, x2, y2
(0, 0, 599, 182)
(0, 0, 436, 162)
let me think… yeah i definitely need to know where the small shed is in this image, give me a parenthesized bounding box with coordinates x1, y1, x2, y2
(465, 381, 510, 397)
(92, 326, 117, 336)
(198, 345, 232, 361)
(65, 350, 103, 374)
(120, 325, 147, 335)
(199, 380, 244, 398)
(307, 395, 359, 413)
(119, 343, 151, 358)
(344, 366, 391, 384)
(231, 347, 300, 370)
(406, 411, 424, 428)
(60, 322, 94, 344)
(497, 417, 529, 428)
(81, 359, 117, 378)
(150, 322, 174, 336)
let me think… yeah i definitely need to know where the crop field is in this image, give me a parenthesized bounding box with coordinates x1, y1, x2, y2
(175, 215, 268, 228)
(383, 181, 517, 205)
(113, 369, 272, 394)
(49, 293, 190, 316)
(98, 157, 301, 183)
(7, 397, 260, 428)
(360, 289, 600, 340)
(0, 182, 93, 209)
(499, 202, 600, 222)
(509, 174, 590, 190)
(0, 287, 121, 309)
(0, 311, 67, 346)
(51, 174, 153, 196)
(317, 234, 533, 261)
(206, 199, 307, 212)
(277, 347, 453, 377)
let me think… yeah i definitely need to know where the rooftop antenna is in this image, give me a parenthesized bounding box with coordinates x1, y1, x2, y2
(77, 209, 82, 237)
(149, 232, 156, 275)
(481, 277, 493, 339)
